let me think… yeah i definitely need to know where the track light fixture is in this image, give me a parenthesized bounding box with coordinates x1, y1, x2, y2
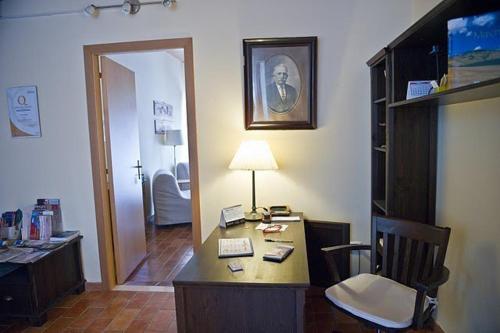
(84, 4, 98, 17)
(122, 0, 141, 15)
(83, 0, 177, 18)
(162, 0, 177, 8)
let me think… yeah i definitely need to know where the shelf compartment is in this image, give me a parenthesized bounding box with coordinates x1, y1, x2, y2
(389, 77, 500, 108)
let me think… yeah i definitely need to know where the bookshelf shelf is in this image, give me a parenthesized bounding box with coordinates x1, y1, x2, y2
(373, 97, 386, 104)
(373, 147, 386, 153)
(389, 77, 500, 108)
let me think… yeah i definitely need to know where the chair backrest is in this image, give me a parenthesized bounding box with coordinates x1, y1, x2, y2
(152, 169, 182, 197)
(371, 216, 450, 289)
(176, 162, 190, 180)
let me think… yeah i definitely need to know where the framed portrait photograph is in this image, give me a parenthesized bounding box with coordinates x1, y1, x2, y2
(243, 37, 317, 130)
(153, 100, 174, 121)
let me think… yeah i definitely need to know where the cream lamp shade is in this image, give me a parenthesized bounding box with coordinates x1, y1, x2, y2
(163, 129, 183, 146)
(229, 140, 278, 221)
(229, 140, 278, 171)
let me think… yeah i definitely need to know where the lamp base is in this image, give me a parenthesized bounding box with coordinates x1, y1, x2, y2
(244, 211, 263, 221)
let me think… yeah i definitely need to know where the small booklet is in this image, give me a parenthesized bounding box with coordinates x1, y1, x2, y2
(8, 251, 48, 264)
(263, 245, 294, 263)
(271, 216, 300, 222)
(50, 230, 80, 242)
(218, 238, 254, 258)
(227, 260, 243, 272)
(0, 248, 24, 263)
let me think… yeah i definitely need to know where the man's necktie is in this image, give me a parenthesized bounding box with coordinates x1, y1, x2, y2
(278, 85, 286, 101)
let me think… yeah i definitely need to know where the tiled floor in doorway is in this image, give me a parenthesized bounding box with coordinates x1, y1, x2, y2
(125, 223, 193, 287)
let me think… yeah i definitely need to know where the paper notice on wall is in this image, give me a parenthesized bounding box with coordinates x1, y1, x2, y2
(7, 86, 41, 137)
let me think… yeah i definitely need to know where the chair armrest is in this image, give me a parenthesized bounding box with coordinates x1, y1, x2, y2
(415, 266, 450, 292)
(321, 244, 371, 253)
(321, 244, 370, 284)
(412, 266, 449, 328)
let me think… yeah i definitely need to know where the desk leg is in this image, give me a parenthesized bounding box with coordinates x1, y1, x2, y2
(174, 286, 186, 333)
(296, 289, 305, 333)
(29, 313, 47, 327)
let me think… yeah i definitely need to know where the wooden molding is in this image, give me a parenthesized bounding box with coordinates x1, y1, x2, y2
(83, 38, 202, 290)
(85, 282, 103, 291)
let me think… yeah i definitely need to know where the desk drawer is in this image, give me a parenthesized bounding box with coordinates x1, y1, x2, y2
(0, 285, 33, 315)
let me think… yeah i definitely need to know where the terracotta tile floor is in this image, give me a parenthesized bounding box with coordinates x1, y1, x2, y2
(0, 287, 443, 333)
(0, 290, 177, 333)
(125, 223, 193, 286)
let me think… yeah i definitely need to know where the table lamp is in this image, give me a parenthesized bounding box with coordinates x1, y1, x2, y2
(163, 129, 183, 177)
(229, 140, 278, 221)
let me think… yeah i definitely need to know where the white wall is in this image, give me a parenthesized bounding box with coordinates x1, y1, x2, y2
(0, 0, 413, 282)
(108, 51, 187, 216)
(435, 98, 500, 333)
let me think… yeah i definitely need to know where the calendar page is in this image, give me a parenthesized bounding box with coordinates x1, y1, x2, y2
(406, 80, 434, 99)
(218, 238, 254, 258)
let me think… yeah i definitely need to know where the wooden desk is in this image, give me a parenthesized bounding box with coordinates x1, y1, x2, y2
(173, 214, 309, 333)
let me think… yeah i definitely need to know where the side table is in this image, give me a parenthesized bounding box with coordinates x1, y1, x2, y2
(0, 236, 85, 325)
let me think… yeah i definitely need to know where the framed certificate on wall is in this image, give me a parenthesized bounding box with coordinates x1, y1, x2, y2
(7, 85, 41, 138)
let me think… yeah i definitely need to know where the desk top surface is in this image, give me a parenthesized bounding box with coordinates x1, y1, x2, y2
(173, 213, 310, 287)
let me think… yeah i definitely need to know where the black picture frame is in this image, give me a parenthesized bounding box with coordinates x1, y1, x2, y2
(243, 37, 317, 130)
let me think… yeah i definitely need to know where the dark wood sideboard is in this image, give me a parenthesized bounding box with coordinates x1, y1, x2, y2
(0, 237, 85, 325)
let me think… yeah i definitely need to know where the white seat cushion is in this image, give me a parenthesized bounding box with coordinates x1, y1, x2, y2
(325, 273, 429, 329)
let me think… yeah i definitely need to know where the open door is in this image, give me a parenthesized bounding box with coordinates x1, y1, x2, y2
(101, 56, 146, 284)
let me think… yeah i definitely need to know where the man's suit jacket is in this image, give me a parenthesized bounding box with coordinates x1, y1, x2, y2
(265, 83, 298, 113)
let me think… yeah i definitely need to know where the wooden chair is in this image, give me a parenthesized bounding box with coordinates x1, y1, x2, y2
(322, 216, 450, 332)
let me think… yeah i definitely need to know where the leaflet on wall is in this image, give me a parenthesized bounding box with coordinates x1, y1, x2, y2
(7, 85, 41, 137)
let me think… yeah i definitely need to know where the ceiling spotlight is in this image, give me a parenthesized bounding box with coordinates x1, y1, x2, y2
(84, 4, 99, 17)
(162, 0, 176, 8)
(122, 0, 141, 15)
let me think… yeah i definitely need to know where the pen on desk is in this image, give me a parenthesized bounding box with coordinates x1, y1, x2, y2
(265, 238, 293, 243)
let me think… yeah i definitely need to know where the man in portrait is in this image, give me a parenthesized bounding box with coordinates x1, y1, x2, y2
(266, 64, 298, 113)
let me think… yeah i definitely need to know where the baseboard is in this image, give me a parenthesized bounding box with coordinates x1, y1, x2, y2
(85, 282, 103, 291)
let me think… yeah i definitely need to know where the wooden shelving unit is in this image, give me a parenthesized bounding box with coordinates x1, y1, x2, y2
(373, 97, 386, 104)
(368, 0, 500, 225)
(369, 49, 388, 217)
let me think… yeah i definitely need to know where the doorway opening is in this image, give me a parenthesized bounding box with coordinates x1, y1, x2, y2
(84, 39, 201, 291)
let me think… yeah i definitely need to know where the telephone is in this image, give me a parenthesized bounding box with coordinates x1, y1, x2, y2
(269, 205, 291, 216)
